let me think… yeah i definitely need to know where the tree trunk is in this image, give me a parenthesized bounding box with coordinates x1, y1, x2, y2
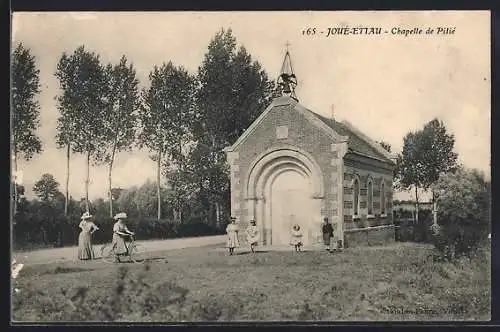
(109, 105, 121, 218)
(172, 139, 183, 224)
(157, 150, 162, 221)
(172, 180, 178, 223)
(13, 149, 18, 218)
(41, 227, 48, 245)
(414, 186, 419, 223)
(108, 143, 117, 218)
(215, 201, 220, 227)
(108, 164, 113, 218)
(64, 144, 70, 216)
(208, 202, 214, 227)
(85, 150, 90, 213)
(432, 191, 438, 225)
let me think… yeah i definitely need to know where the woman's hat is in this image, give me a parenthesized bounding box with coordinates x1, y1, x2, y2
(293, 224, 300, 230)
(250, 219, 256, 224)
(81, 211, 93, 220)
(114, 212, 127, 220)
(230, 216, 237, 220)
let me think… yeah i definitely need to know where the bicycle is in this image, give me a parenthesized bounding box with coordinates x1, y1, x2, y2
(100, 234, 144, 264)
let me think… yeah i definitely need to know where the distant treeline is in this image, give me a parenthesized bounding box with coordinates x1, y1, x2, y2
(13, 180, 226, 251)
(12, 28, 280, 250)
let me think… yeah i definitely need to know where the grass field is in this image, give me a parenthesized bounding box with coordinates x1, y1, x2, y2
(11, 242, 490, 322)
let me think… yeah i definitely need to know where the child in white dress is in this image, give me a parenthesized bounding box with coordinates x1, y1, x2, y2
(245, 219, 259, 253)
(290, 224, 303, 252)
(226, 216, 240, 255)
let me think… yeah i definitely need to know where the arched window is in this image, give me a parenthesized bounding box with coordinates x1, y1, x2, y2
(367, 180, 373, 215)
(353, 178, 360, 216)
(381, 181, 386, 215)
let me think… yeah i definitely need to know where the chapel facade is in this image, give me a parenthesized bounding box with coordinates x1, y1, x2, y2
(223, 49, 396, 248)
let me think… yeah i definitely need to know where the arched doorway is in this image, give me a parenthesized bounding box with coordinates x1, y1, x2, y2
(246, 146, 324, 246)
(269, 169, 312, 245)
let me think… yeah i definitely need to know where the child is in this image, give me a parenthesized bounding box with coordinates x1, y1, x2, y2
(226, 216, 240, 255)
(245, 219, 259, 253)
(322, 217, 334, 252)
(290, 224, 303, 252)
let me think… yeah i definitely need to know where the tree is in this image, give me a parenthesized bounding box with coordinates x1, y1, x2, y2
(115, 181, 171, 219)
(395, 119, 458, 222)
(55, 46, 108, 213)
(33, 174, 62, 202)
(192, 28, 278, 225)
(12, 43, 43, 216)
(197, 29, 278, 148)
(111, 188, 125, 201)
(431, 167, 490, 258)
(55, 54, 79, 216)
(11, 183, 25, 224)
(138, 61, 197, 221)
(98, 56, 140, 217)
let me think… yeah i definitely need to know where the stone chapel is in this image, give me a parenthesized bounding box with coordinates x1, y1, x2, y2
(223, 49, 397, 248)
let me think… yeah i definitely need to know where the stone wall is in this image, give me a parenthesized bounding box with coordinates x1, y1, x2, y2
(344, 225, 395, 248)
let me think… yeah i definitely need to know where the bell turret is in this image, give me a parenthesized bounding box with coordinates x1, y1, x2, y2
(277, 42, 298, 100)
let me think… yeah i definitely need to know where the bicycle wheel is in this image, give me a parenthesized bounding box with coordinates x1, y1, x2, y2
(101, 244, 117, 263)
(129, 243, 145, 263)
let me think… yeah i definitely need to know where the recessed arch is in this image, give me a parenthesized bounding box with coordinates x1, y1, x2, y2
(256, 159, 311, 200)
(245, 145, 324, 246)
(246, 145, 324, 200)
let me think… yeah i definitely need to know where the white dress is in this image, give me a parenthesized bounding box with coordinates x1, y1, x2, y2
(290, 229, 303, 246)
(226, 224, 240, 248)
(246, 225, 259, 245)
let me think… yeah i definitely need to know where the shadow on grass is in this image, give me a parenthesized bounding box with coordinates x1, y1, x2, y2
(104, 256, 168, 264)
(44, 266, 96, 275)
(136, 257, 168, 263)
(232, 250, 269, 256)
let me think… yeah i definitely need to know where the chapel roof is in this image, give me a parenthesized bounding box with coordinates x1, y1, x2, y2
(226, 96, 395, 165)
(304, 109, 390, 162)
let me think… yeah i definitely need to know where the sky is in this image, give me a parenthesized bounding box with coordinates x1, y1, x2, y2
(11, 11, 491, 202)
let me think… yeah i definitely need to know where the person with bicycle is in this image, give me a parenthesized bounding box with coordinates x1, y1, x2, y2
(112, 212, 135, 262)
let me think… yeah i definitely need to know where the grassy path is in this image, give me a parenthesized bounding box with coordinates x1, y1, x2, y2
(11, 242, 490, 322)
(12, 235, 227, 266)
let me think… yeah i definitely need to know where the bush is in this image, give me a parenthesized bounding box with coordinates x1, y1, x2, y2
(394, 209, 433, 243)
(431, 168, 490, 259)
(12, 264, 191, 321)
(13, 192, 226, 250)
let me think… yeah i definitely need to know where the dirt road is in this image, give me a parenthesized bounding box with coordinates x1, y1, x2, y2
(12, 235, 227, 266)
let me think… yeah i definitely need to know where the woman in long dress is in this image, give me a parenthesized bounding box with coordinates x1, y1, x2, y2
(112, 212, 134, 262)
(226, 216, 240, 255)
(77, 212, 99, 260)
(245, 219, 259, 253)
